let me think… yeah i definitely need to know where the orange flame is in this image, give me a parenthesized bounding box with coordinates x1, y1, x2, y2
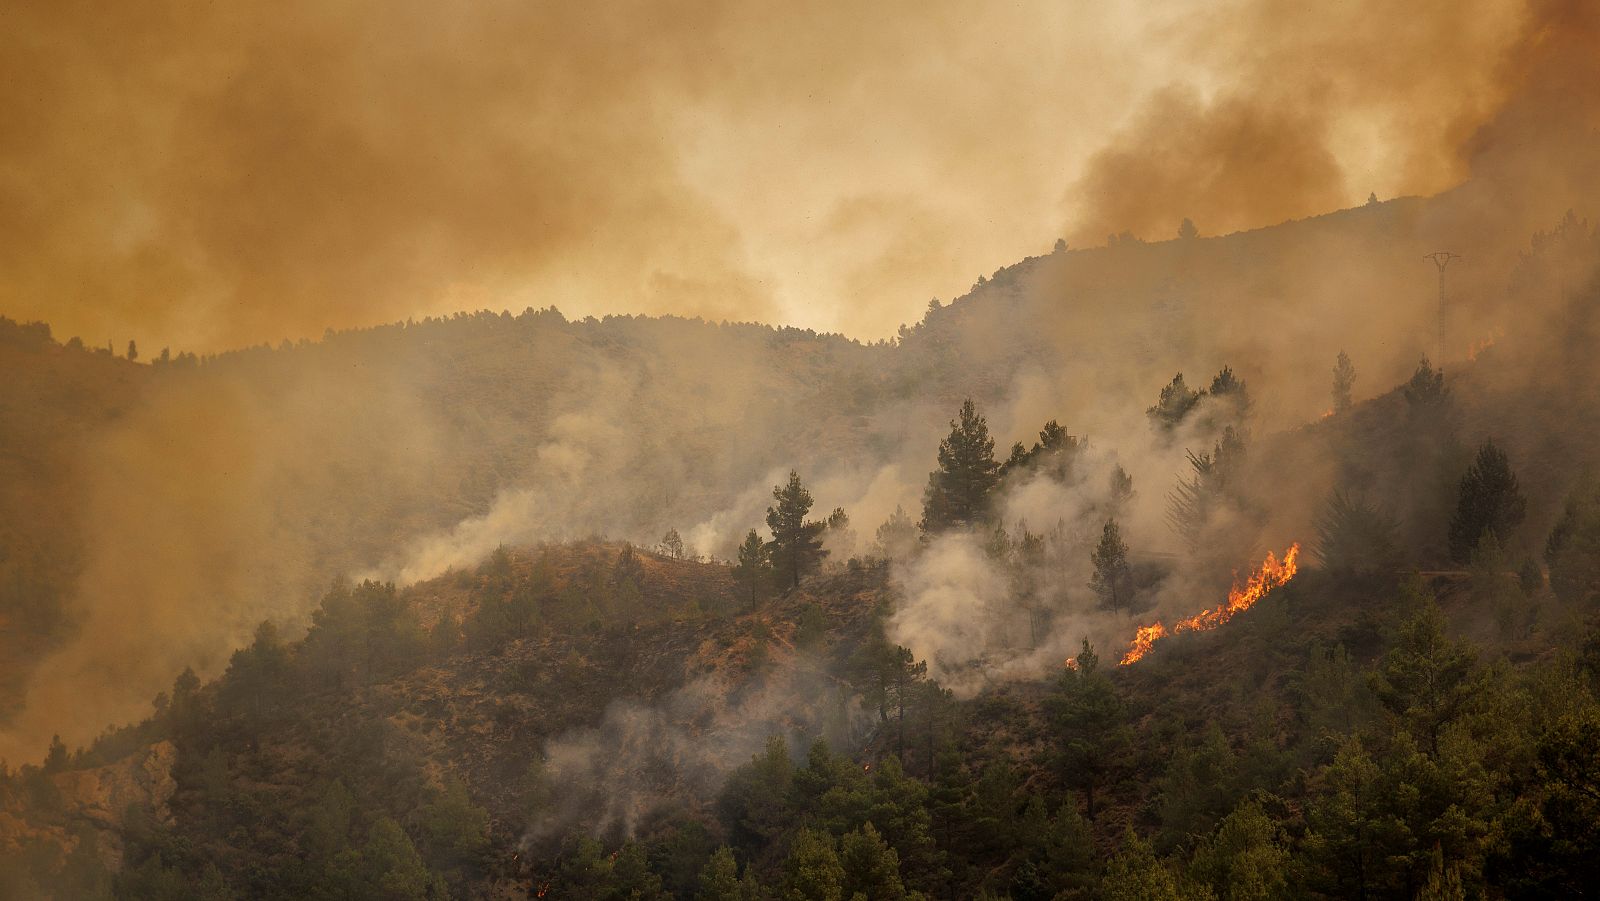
(1118, 544, 1300, 666)
(1468, 336, 1496, 361)
(1118, 622, 1168, 666)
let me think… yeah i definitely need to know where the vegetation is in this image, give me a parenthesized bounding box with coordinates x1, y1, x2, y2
(766, 472, 828, 590)
(920, 399, 1000, 534)
(6, 216, 1600, 900)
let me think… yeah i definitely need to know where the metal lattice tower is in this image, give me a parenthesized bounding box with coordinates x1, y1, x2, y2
(1424, 252, 1462, 362)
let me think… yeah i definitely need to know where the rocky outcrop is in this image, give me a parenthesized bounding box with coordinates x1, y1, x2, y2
(0, 740, 176, 875)
(53, 740, 177, 831)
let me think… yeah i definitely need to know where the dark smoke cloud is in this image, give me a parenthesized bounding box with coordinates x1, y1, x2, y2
(1066, 0, 1529, 244)
(0, 1, 775, 350)
(1, 0, 1555, 350)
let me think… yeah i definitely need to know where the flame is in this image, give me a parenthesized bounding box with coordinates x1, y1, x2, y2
(1468, 336, 1496, 361)
(1118, 544, 1300, 666)
(537, 884, 550, 898)
(1118, 622, 1168, 666)
(1063, 656, 1079, 671)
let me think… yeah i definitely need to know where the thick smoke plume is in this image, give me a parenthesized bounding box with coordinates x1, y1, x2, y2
(0, 0, 1562, 349)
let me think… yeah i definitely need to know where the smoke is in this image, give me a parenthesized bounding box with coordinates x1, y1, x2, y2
(4, 0, 1574, 352)
(1066, 0, 1528, 244)
(525, 665, 868, 844)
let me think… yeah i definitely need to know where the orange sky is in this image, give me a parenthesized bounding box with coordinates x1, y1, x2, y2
(0, 0, 1530, 351)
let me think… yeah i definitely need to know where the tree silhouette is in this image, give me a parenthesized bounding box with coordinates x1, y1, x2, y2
(733, 529, 771, 608)
(920, 399, 1000, 534)
(1090, 520, 1133, 614)
(1332, 351, 1356, 413)
(1448, 441, 1526, 563)
(766, 471, 826, 589)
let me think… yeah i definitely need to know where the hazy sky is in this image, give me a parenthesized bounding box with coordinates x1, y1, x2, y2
(1, 0, 1528, 351)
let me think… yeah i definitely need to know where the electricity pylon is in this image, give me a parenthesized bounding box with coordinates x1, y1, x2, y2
(1424, 252, 1462, 362)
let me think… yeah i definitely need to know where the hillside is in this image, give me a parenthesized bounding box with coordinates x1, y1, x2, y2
(3, 176, 1598, 767)
(3, 514, 1596, 900)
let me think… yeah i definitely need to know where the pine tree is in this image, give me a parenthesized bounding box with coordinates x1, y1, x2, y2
(920, 399, 1000, 534)
(1416, 847, 1467, 901)
(1167, 426, 1246, 552)
(697, 847, 744, 901)
(839, 823, 908, 900)
(1178, 217, 1199, 240)
(824, 507, 856, 561)
(766, 472, 827, 590)
(1102, 831, 1180, 901)
(1148, 373, 1200, 432)
(1187, 799, 1290, 901)
(733, 529, 771, 608)
(1106, 464, 1135, 520)
(418, 778, 490, 875)
(1332, 351, 1356, 413)
(1448, 440, 1527, 562)
(999, 419, 1080, 481)
(1369, 601, 1481, 754)
(1089, 519, 1133, 614)
(360, 818, 435, 901)
(1547, 480, 1600, 604)
(1207, 365, 1251, 418)
(1051, 641, 1130, 819)
(661, 528, 686, 560)
(782, 828, 844, 901)
(1313, 489, 1400, 574)
(873, 505, 918, 560)
(849, 636, 928, 763)
(1403, 356, 1450, 416)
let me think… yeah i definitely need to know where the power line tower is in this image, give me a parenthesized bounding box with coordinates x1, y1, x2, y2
(1424, 252, 1462, 362)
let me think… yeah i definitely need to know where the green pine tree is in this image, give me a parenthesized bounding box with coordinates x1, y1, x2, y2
(1447, 440, 1527, 562)
(782, 828, 844, 901)
(1089, 519, 1133, 614)
(1148, 373, 1200, 433)
(733, 529, 772, 608)
(920, 399, 1000, 534)
(767, 472, 827, 590)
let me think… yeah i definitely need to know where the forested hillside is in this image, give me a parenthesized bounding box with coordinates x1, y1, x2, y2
(3, 167, 1600, 899)
(4, 181, 1597, 766)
